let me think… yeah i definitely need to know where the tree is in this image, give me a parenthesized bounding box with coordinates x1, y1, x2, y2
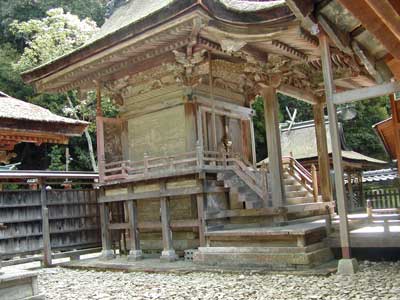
(11, 8, 101, 171)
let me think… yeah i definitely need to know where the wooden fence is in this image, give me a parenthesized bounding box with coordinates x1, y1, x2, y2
(0, 189, 101, 266)
(364, 187, 400, 209)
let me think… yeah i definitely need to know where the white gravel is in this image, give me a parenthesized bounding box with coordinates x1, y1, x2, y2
(38, 261, 400, 300)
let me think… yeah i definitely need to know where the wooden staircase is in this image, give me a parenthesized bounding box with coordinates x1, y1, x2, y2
(217, 161, 321, 210)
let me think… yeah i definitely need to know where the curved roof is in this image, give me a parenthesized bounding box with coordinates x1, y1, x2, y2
(0, 92, 87, 126)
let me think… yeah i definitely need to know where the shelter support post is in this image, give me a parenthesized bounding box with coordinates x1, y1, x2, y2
(262, 86, 285, 207)
(320, 33, 357, 274)
(127, 199, 142, 261)
(390, 94, 400, 172)
(40, 182, 52, 267)
(96, 81, 105, 182)
(313, 102, 332, 202)
(99, 189, 114, 260)
(160, 183, 177, 262)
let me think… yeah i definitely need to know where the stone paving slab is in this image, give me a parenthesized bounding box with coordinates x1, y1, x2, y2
(60, 255, 338, 276)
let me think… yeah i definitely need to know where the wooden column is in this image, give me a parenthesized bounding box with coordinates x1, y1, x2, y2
(127, 199, 142, 261)
(160, 183, 177, 262)
(96, 81, 105, 182)
(197, 191, 206, 247)
(41, 183, 52, 267)
(313, 102, 332, 202)
(99, 189, 114, 259)
(320, 34, 352, 260)
(262, 86, 285, 207)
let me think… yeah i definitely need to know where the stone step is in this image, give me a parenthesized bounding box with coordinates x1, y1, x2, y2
(285, 184, 303, 192)
(285, 196, 315, 205)
(286, 190, 308, 198)
(193, 246, 334, 269)
(284, 178, 296, 185)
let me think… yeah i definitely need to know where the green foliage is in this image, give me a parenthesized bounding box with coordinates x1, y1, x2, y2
(0, 0, 106, 48)
(48, 145, 65, 171)
(11, 8, 98, 71)
(342, 97, 390, 160)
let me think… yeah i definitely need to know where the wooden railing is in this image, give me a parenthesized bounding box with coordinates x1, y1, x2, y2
(283, 156, 319, 202)
(103, 148, 268, 201)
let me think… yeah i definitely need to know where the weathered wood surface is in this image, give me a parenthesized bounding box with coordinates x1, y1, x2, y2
(0, 189, 101, 260)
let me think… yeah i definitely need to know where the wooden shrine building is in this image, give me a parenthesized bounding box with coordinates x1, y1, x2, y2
(0, 91, 87, 163)
(21, 1, 400, 270)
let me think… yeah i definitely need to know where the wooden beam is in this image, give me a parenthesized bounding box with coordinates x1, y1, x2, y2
(320, 33, 352, 259)
(262, 86, 285, 207)
(286, 0, 316, 31)
(333, 81, 400, 104)
(313, 103, 332, 202)
(278, 84, 318, 104)
(365, 0, 400, 42)
(317, 14, 351, 53)
(196, 192, 206, 247)
(338, 0, 400, 59)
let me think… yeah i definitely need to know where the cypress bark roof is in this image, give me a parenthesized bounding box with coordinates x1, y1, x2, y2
(0, 92, 87, 126)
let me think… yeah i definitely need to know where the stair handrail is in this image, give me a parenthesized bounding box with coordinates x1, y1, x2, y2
(227, 155, 267, 201)
(284, 155, 319, 202)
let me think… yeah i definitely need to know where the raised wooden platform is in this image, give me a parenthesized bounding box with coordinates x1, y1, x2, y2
(193, 222, 333, 270)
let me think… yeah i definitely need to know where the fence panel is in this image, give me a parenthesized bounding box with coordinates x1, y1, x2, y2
(364, 187, 400, 209)
(0, 189, 101, 260)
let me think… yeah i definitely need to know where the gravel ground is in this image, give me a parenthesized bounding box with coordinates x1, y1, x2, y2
(38, 261, 400, 300)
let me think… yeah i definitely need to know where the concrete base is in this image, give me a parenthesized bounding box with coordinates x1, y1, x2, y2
(128, 250, 143, 261)
(160, 250, 178, 262)
(337, 258, 359, 275)
(0, 271, 44, 300)
(101, 249, 115, 260)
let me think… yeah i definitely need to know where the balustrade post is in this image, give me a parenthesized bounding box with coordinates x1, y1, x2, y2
(41, 183, 52, 267)
(261, 162, 269, 207)
(311, 164, 320, 202)
(144, 153, 149, 176)
(196, 141, 203, 169)
(121, 161, 127, 178)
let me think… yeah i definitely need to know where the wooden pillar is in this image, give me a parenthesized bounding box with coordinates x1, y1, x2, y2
(320, 34, 352, 260)
(262, 86, 285, 207)
(160, 183, 177, 262)
(313, 102, 332, 202)
(99, 189, 114, 259)
(390, 94, 400, 172)
(41, 183, 52, 267)
(249, 117, 257, 167)
(127, 199, 142, 261)
(121, 120, 129, 161)
(96, 81, 106, 182)
(197, 191, 206, 247)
